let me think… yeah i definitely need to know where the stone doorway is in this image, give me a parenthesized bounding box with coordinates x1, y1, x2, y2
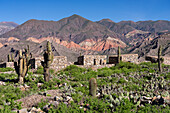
(94, 59, 96, 65)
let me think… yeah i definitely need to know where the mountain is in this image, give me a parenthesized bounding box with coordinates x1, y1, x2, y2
(0, 15, 170, 57)
(129, 32, 170, 58)
(0, 22, 18, 35)
(0, 40, 80, 62)
(0, 14, 120, 43)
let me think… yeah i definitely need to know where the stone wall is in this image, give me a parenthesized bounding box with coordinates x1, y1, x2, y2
(145, 55, 170, 65)
(34, 56, 68, 71)
(109, 54, 139, 64)
(78, 55, 107, 65)
(0, 62, 14, 68)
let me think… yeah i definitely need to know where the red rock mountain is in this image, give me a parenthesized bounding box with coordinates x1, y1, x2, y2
(0, 15, 170, 56)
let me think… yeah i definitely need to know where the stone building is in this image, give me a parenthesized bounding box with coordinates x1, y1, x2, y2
(0, 56, 68, 72)
(77, 55, 107, 65)
(109, 54, 139, 64)
(145, 55, 170, 65)
(33, 56, 68, 71)
(0, 62, 14, 68)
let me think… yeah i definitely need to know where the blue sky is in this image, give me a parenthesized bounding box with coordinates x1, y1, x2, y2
(0, 0, 170, 24)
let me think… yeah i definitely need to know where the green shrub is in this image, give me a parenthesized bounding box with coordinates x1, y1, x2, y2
(98, 67, 113, 77)
(0, 67, 14, 72)
(35, 66, 44, 74)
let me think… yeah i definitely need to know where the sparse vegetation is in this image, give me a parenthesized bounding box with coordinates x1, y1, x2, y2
(0, 61, 169, 112)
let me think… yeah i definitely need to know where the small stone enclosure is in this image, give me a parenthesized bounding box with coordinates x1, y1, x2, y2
(33, 56, 68, 71)
(77, 54, 139, 65)
(109, 54, 139, 64)
(77, 55, 107, 65)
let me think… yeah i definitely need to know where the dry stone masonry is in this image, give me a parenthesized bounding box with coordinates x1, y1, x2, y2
(145, 55, 170, 65)
(78, 55, 107, 65)
(109, 54, 139, 64)
(34, 56, 68, 71)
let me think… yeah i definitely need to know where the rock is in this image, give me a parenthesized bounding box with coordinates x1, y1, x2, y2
(30, 107, 44, 113)
(43, 105, 49, 112)
(79, 106, 83, 109)
(64, 102, 68, 105)
(143, 96, 152, 100)
(163, 96, 170, 105)
(0, 81, 6, 85)
(157, 95, 161, 99)
(18, 108, 27, 113)
(19, 85, 25, 91)
(152, 96, 157, 101)
(37, 83, 43, 87)
(84, 108, 87, 111)
(11, 109, 18, 113)
(54, 96, 61, 101)
(50, 101, 59, 107)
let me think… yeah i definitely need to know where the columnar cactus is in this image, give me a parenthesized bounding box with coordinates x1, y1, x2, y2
(158, 45, 163, 72)
(117, 46, 121, 64)
(14, 47, 31, 84)
(11, 53, 14, 62)
(8, 54, 12, 62)
(8, 54, 14, 62)
(41, 41, 54, 82)
(89, 78, 97, 97)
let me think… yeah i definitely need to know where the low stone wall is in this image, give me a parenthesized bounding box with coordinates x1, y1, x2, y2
(34, 56, 68, 71)
(145, 55, 170, 65)
(0, 62, 14, 68)
(109, 54, 139, 64)
(78, 55, 107, 65)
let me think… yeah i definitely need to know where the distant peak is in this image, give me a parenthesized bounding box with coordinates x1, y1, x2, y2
(99, 19, 114, 23)
(68, 14, 89, 20)
(118, 20, 136, 24)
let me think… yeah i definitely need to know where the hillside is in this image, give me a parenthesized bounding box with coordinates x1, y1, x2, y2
(0, 15, 170, 57)
(129, 32, 170, 58)
(0, 15, 119, 43)
(0, 40, 80, 62)
(0, 22, 18, 35)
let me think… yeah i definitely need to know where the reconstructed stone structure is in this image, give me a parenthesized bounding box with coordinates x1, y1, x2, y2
(34, 56, 68, 71)
(77, 55, 107, 65)
(0, 62, 14, 68)
(145, 55, 170, 65)
(109, 54, 139, 64)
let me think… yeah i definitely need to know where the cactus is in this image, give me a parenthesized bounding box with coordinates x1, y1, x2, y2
(11, 53, 14, 62)
(8, 54, 11, 62)
(89, 78, 97, 97)
(158, 45, 163, 72)
(14, 47, 31, 84)
(117, 46, 121, 64)
(41, 41, 54, 82)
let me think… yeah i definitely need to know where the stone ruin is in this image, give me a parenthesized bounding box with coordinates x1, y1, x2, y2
(109, 54, 139, 64)
(33, 56, 68, 71)
(0, 56, 68, 72)
(77, 55, 107, 65)
(76, 54, 139, 65)
(145, 55, 170, 65)
(1, 54, 169, 71)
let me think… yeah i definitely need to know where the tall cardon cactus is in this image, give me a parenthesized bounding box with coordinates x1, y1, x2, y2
(8, 54, 11, 62)
(14, 46, 31, 84)
(41, 41, 54, 82)
(158, 45, 163, 72)
(8, 54, 14, 62)
(89, 78, 97, 97)
(117, 46, 121, 64)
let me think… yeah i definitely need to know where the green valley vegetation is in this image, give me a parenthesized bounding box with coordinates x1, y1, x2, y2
(0, 62, 169, 112)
